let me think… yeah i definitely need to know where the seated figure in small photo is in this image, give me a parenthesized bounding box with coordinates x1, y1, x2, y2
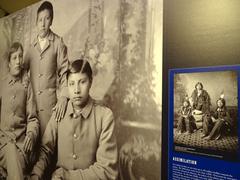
(177, 100, 197, 135)
(202, 98, 232, 140)
(0, 42, 39, 179)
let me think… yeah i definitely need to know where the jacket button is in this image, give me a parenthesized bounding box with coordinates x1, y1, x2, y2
(12, 95, 16, 99)
(73, 114, 78, 119)
(38, 91, 42, 95)
(38, 74, 43, 78)
(73, 154, 77, 159)
(73, 134, 78, 139)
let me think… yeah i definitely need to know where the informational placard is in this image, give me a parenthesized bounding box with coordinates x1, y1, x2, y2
(169, 65, 240, 179)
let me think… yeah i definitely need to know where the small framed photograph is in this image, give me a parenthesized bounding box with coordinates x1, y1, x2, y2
(169, 65, 239, 161)
(168, 65, 240, 179)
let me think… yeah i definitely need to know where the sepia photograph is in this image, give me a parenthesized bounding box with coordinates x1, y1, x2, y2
(0, 0, 162, 179)
(173, 70, 238, 160)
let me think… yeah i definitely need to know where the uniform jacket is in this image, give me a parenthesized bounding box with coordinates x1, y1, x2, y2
(24, 30, 69, 135)
(32, 97, 118, 180)
(0, 72, 39, 158)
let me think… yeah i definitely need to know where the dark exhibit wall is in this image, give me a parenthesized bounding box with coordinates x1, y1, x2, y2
(164, 0, 240, 69)
(162, 0, 240, 179)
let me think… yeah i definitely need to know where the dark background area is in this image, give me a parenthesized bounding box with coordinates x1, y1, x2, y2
(162, 0, 240, 179)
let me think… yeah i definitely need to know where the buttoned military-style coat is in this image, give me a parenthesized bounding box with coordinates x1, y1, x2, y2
(24, 30, 69, 136)
(0, 72, 39, 161)
(32, 97, 118, 180)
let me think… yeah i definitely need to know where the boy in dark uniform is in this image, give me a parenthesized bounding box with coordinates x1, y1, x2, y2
(0, 42, 39, 179)
(24, 1, 69, 136)
(31, 59, 118, 180)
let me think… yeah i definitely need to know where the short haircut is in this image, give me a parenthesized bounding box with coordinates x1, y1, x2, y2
(37, 1, 54, 22)
(67, 59, 93, 81)
(195, 82, 203, 89)
(7, 42, 23, 62)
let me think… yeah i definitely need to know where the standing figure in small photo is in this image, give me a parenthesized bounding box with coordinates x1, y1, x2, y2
(0, 42, 39, 179)
(177, 99, 196, 135)
(190, 82, 211, 129)
(191, 82, 211, 115)
(203, 98, 232, 140)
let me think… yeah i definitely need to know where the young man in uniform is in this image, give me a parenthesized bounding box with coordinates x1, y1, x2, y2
(0, 42, 39, 179)
(24, 1, 69, 136)
(31, 59, 118, 180)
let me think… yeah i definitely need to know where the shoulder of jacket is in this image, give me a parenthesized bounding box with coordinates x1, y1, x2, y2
(53, 32, 60, 40)
(93, 99, 113, 114)
(93, 99, 105, 106)
(50, 31, 63, 42)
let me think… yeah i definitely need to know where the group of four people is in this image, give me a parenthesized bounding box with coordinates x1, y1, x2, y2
(0, 1, 118, 180)
(177, 82, 232, 141)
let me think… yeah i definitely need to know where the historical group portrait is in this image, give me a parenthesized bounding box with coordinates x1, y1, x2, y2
(0, 0, 162, 179)
(173, 70, 238, 160)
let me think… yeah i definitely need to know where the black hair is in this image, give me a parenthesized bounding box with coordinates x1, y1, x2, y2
(216, 98, 226, 107)
(37, 1, 54, 22)
(7, 42, 23, 62)
(195, 82, 203, 90)
(67, 59, 93, 81)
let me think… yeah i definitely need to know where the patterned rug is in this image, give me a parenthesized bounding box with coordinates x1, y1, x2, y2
(174, 128, 238, 152)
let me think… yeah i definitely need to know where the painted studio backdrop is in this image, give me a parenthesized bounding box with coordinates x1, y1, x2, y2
(0, 0, 162, 179)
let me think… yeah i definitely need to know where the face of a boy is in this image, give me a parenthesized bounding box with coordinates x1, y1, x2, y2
(9, 48, 23, 77)
(37, 9, 52, 38)
(68, 72, 92, 109)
